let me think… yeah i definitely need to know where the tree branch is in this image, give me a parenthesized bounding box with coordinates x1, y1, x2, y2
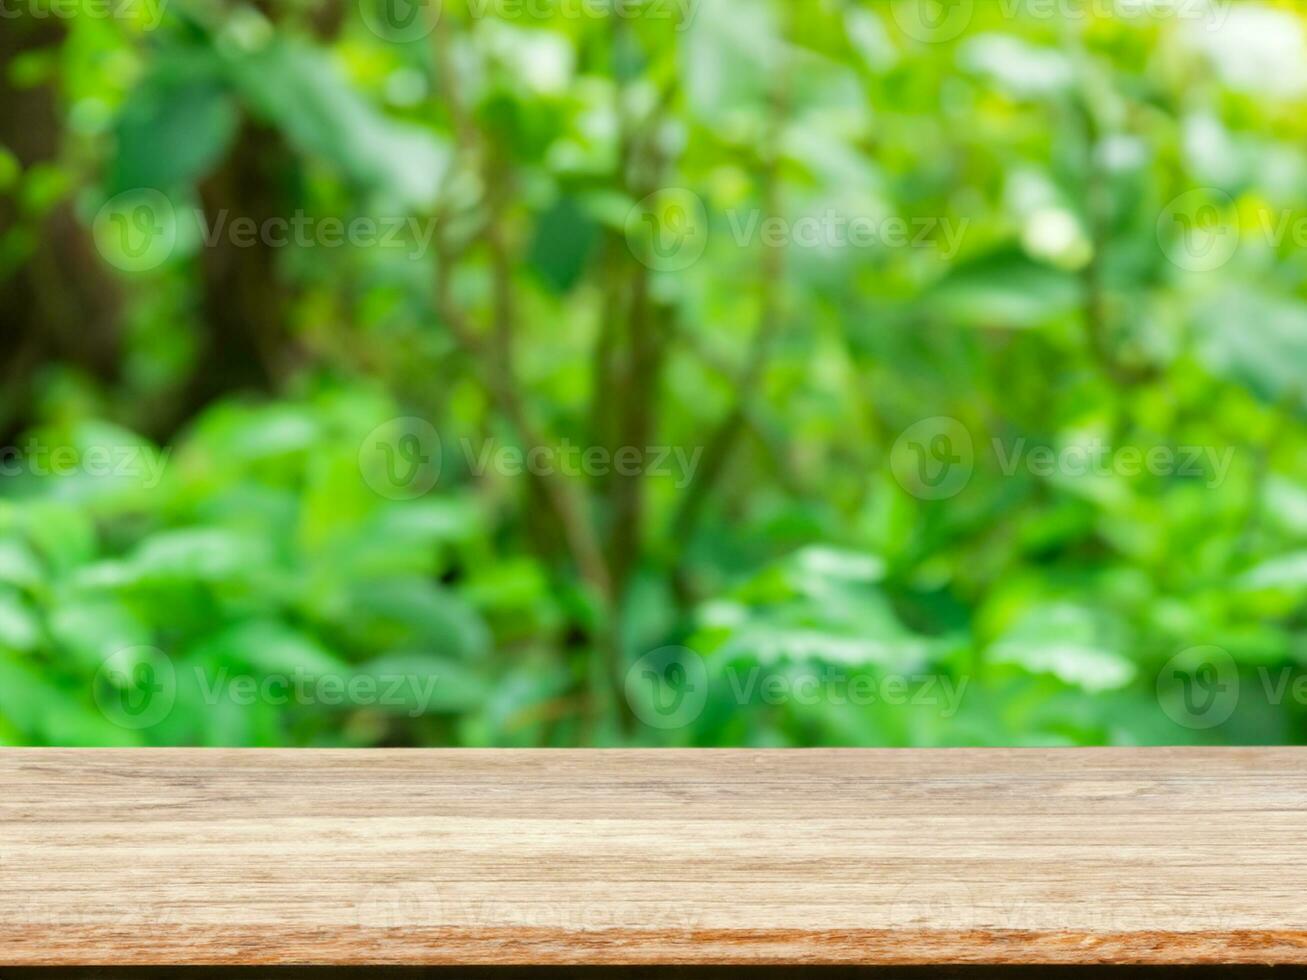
(669, 80, 789, 561)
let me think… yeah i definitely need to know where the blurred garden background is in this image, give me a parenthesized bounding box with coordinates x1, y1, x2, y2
(2, 0, 1307, 747)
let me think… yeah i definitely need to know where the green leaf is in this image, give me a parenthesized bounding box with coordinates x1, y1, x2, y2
(109, 50, 239, 194)
(331, 578, 490, 661)
(1239, 552, 1307, 592)
(789, 546, 886, 586)
(17, 502, 97, 575)
(1193, 289, 1307, 408)
(960, 34, 1073, 98)
(0, 590, 40, 653)
(529, 194, 598, 292)
(189, 619, 346, 677)
(682, 0, 782, 121)
(988, 604, 1136, 693)
(924, 249, 1081, 330)
(0, 538, 44, 592)
(353, 651, 489, 715)
(226, 39, 449, 210)
(123, 528, 273, 585)
(50, 598, 151, 673)
(0, 653, 139, 746)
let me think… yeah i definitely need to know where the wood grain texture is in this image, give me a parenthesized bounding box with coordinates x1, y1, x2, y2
(2, 747, 1305, 966)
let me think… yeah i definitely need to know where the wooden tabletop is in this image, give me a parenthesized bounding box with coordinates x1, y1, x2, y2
(2, 747, 1305, 966)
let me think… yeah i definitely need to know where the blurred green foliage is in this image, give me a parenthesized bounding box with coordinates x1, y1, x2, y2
(2, 0, 1307, 746)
